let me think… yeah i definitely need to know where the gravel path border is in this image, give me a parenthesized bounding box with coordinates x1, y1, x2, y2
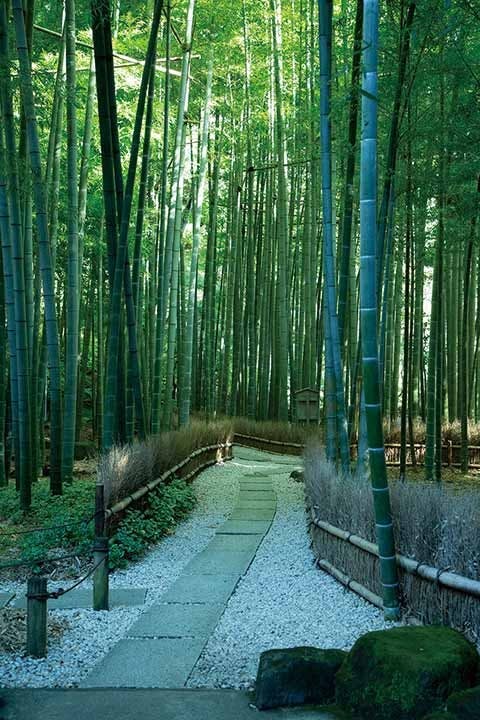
(0, 448, 392, 689)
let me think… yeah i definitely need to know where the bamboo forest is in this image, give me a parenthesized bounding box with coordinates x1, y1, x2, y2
(0, 0, 480, 712)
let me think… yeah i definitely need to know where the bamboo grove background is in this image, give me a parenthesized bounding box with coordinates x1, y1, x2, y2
(0, 0, 479, 512)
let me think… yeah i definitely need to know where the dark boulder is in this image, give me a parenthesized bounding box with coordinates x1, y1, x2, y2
(255, 646, 347, 710)
(335, 626, 478, 720)
(447, 685, 480, 719)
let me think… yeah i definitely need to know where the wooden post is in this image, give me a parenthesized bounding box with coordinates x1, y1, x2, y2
(95, 482, 105, 536)
(93, 481, 109, 610)
(93, 536, 109, 611)
(26, 575, 47, 658)
(448, 440, 453, 467)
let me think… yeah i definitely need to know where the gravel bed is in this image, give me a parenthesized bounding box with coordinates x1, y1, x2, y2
(0, 448, 394, 690)
(0, 460, 240, 688)
(187, 460, 393, 690)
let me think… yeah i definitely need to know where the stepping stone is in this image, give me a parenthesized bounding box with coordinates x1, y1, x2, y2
(160, 574, 239, 604)
(217, 519, 271, 535)
(237, 491, 276, 501)
(230, 508, 275, 521)
(238, 482, 273, 490)
(81, 637, 206, 688)
(236, 500, 276, 510)
(13, 587, 147, 610)
(128, 602, 224, 639)
(0, 592, 15, 608)
(183, 550, 253, 576)
(206, 534, 262, 553)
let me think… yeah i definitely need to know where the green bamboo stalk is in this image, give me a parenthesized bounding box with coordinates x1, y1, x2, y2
(319, 0, 350, 471)
(359, 0, 399, 620)
(62, 0, 80, 484)
(179, 58, 213, 426)
(270, 0, 290, 421)
(1, 0, 35, 506)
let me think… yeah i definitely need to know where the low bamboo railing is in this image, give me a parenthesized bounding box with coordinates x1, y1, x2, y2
(106, 442, 232, 527)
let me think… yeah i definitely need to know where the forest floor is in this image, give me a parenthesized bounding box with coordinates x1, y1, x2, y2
(0, 446, 392, 689)
(387, 465, 480, 489)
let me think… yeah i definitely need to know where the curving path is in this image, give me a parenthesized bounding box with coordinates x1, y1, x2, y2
(79, 445, 389, 690)
(1, 446, 396, 719)
(80, 446, 286, 688)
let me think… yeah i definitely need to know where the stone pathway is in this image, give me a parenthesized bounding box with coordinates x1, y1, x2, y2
(1, 688, 336, 720)
(80, 448, 294, 689)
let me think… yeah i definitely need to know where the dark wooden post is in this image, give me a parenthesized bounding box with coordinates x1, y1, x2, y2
(93, 482, 109, 610)
(448, 440, 453, 467)
(93, 536, 109, 611)
(26, 575, 47, 658)
(95, 482, 105, 536)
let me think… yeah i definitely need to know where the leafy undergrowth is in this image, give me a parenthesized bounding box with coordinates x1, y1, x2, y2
(109, 479, 196, 569)
(0, 479, 95, 567)
(0, 476, 196, 575)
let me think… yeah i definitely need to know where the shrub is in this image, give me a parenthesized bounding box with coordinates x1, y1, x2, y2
(109, 479, 197, 568)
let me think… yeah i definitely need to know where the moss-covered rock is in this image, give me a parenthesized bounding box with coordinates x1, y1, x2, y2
(335, 626, 478, 720)
(447, 685, 480, 719)
(255, 646, 347, 710)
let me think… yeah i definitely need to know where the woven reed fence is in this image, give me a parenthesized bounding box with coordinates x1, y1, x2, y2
(233, 434, 479, 639)
(309, 511, 480, 644)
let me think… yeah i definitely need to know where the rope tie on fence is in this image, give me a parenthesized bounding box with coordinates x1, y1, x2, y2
(435, 566, 452, 584)
(26, 556, 107, 601)
(414, 561, 427, 576)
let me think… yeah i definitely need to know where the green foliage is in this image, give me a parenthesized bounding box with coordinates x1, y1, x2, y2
(0, 479, 95, 562)
(109, 479, 196, 569)
(0, 475, 196, 573)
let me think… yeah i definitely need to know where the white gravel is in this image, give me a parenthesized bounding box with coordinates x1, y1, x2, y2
(0, 460, 240, 688)
(188, 454, 392, 690)
(0, 448, 393, 689)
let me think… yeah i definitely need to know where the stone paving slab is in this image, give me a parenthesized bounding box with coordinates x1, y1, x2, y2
(217, 519, 271, 535)
(127, 602, 224, 639)
(238, 491, 276, 501)
(160, 573, 240, 604)
(0, 591, 15, 607)
(238, 480, 273, 488)
(236, 499, 277, 509)
(230, 508, 276, 521)
(206, 534, 262, 553)
(81, 638, 206, 688)
(182, 550, 253, 576)
(13, 588, 147, 610)
(0, 689, 339, 720)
